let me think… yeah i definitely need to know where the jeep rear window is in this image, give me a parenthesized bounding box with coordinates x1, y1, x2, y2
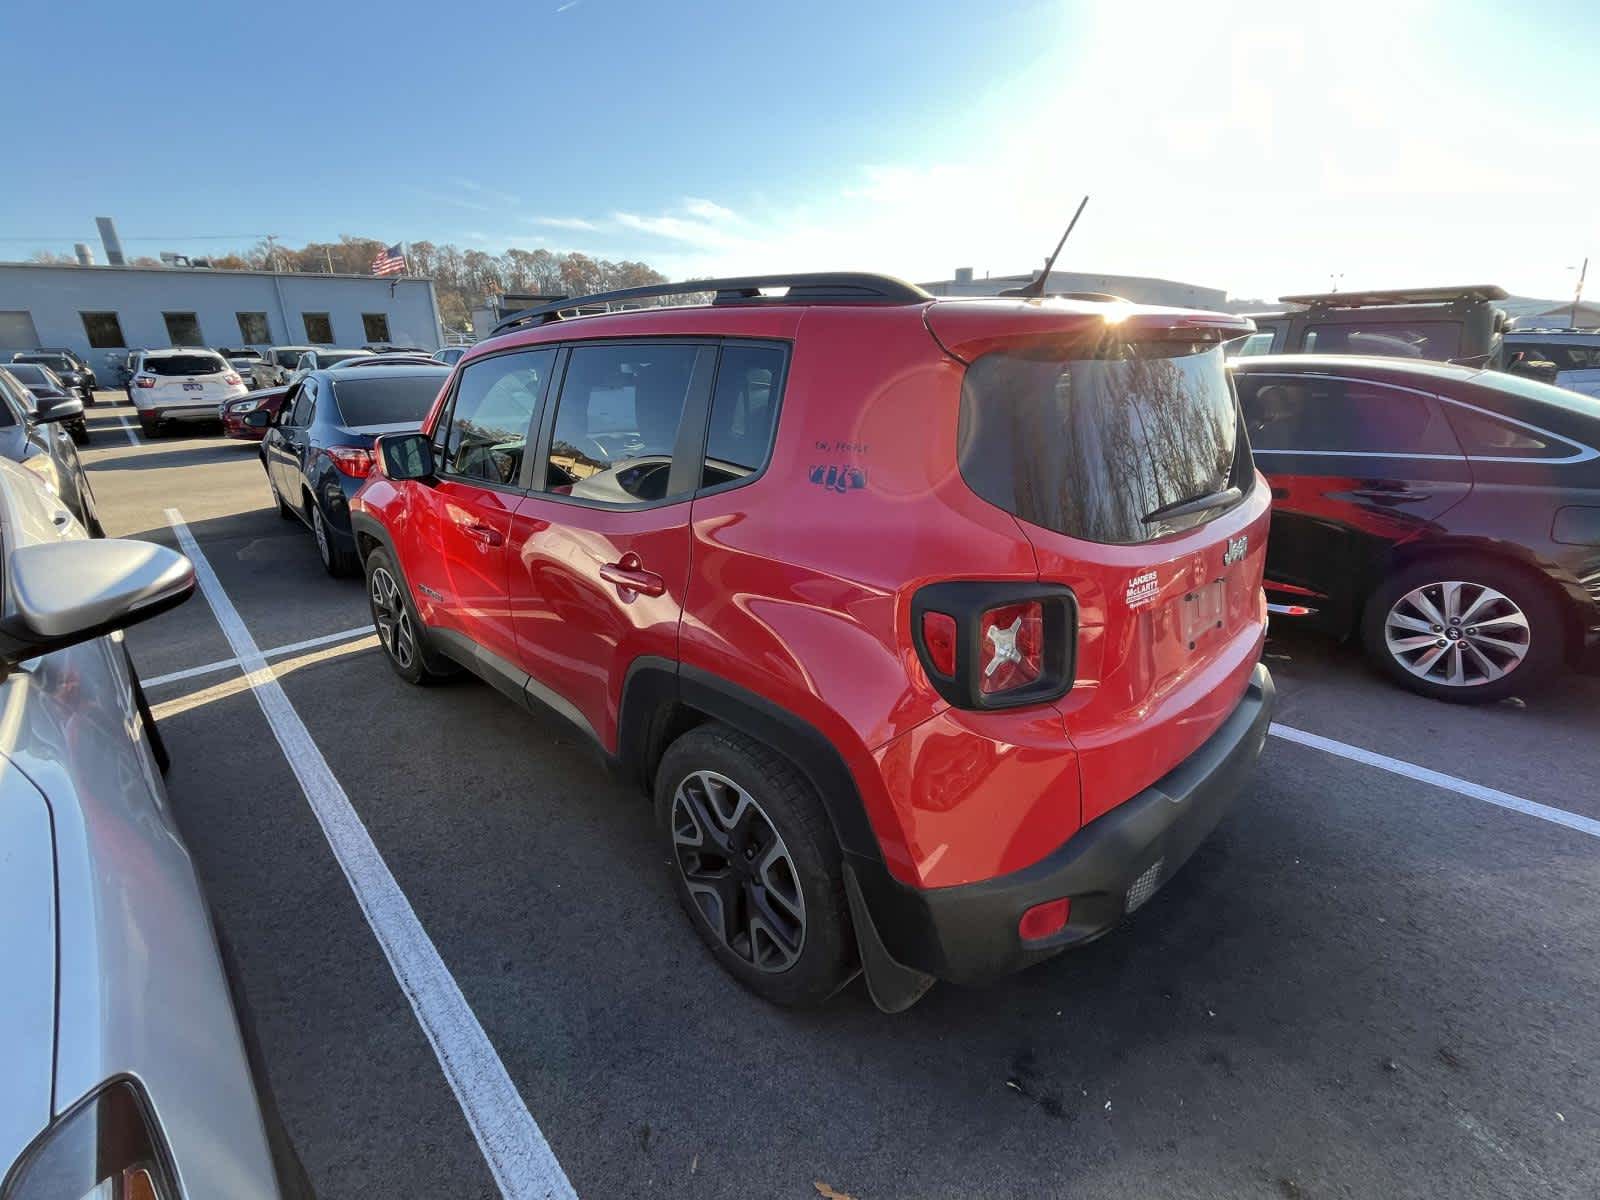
(1302, 322, 1461, 360)
(146, 354, 226, 376)
(959, 343, 1241, 545)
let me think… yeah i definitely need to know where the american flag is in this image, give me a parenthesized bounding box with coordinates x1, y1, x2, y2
(371, 243, 406, 276)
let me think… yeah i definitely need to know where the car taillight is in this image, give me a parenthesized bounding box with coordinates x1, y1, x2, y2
(134, 376, 155, 388)
(325, 446, 375, 478)
(978, 601, 1043, 694)
(223, 373, 242, 386)
(1018, 897, 1070, 941)
(911, 583, 1076, 710)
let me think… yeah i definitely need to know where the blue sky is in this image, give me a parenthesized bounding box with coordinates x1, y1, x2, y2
(6, 0, 1597, 301)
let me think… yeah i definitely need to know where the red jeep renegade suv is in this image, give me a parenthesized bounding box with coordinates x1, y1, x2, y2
(351, 273, 1275, 1011)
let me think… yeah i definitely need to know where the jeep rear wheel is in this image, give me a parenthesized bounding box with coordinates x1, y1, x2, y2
(655, 725, 854, 1007)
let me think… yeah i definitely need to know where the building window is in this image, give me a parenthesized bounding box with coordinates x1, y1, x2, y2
(303, 312, 334, 344)
(236, 312, 270, 344)
(163, 311, 204, 347)
(79, 311, 126, 349)
(361, 313, 392, 343)
(2, 311, 43, 349)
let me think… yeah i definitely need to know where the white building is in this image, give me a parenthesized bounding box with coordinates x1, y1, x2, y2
(920, 266, 1227, 310)
(0, 262, 444, 377)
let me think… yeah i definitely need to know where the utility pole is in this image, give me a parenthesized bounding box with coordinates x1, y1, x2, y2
(1572, 257, 1588, 328)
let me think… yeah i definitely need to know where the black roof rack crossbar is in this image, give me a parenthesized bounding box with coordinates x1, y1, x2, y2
(1278, 284, 1510, 307)
(491, 272, 930, 334)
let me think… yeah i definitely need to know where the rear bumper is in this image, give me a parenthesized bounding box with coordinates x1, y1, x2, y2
(848, 663, 1276, 984)
(140, 403, 224, 423)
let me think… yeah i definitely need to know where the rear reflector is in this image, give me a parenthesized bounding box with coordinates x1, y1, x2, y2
(979, 601, 1043, 694)
(920, 611, 957, 677)
(1018, 898, 1070, 941)
(1125, 858, 1166, 914)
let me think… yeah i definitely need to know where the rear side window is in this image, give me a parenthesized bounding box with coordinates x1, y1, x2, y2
(1443, 406, 1559, 458)
(959, 343, 1241, 545)
(333, 375, 445, 427)
(1237, 375, 1460, 455)
(545, 344, 700, 504)
(146, 353, 226, 376)
(702, 344, 785, 488)
(442, 348, 554, 485)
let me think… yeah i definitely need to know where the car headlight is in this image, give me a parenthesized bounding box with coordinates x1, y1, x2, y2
(1, 1079, 179, 1200)
(229, 399, 258, 413)
(20, 453, 60, 496)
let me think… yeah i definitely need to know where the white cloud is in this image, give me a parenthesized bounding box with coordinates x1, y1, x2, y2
(530, 216, 598, 231)
(684, 197, 736, 222)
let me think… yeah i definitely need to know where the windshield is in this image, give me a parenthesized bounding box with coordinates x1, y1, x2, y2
(5, 363, 52, 386)
(13, 354, 72, 372)
(332, 375, 444, 426)
(146, 353, 228, 376)
(959, 342, 1241, 544)
(318, 351, 371, 368)
(228, 350, 263, 361)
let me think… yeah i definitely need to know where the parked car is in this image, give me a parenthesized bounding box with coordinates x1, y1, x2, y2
(12, 349, 96, 406)
(129, 348, 249, 437)
(221, 346, 265, 375)
(352, 273, 1274, 1011)
(3, 361, 91, 445)
(255, 363, 448, 575)
(221, 384, 291, 441)
(252, 346, 316, 389)
(432, 346, 469, 366)
(1234, 354, 1600, 701)
(285, 348, 373, 386)
(0, 367, 99, 531)
(1236, 285, 1519, 368)
(1503, 330, 1600, 399)
(0, 456, 304, 1200)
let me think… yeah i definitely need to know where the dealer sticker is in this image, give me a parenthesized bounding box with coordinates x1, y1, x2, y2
(1125, 569, 1160, 609)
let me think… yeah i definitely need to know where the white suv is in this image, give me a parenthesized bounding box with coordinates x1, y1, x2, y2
(129, 349, 248, 437)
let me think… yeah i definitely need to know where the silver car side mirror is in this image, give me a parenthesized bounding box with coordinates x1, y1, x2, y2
(0, 539, 196, 668)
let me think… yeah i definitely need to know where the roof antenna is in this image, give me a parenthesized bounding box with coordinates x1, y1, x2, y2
(1002, 195, 1090, 298)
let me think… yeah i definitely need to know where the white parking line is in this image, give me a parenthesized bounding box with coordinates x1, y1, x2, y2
(1269, 723, 1600, 839)
(165, 508, 577, 1200)
(116, 414, 140, 446)
(144, 625, 372, 688)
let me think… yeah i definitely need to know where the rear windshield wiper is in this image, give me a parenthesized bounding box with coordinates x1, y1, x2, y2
(1142, 486, 1242, 526)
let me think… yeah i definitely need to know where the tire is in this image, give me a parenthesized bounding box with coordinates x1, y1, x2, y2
(654, 724, 854, 1007)
(1362, 555, 1565, 704)
(363, 546, 457, 685)
(311, 501, 358, 577)
(139, 414, 160, 438)
(273, 483, 296, 521)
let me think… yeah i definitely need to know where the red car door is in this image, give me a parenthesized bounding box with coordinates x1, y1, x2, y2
(411, 348, 555, 668)
(507, 341, 715, 747)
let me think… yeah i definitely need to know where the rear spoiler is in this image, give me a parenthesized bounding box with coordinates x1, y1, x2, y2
(923, 299, 1255, 364)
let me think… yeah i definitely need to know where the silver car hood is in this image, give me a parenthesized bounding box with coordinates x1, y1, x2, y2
(0, 758, 58, 1172)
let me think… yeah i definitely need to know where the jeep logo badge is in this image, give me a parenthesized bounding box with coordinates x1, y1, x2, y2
(1223, 534, 1249, 566)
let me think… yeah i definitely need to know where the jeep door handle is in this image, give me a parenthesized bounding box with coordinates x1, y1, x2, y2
(462, 522, 503, 546)
(600, 553, 666, 598)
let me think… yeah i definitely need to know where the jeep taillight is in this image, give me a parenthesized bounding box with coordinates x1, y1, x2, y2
(911, 583, 1076, 710)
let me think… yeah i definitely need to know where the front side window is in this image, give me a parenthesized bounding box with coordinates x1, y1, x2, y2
(1302, 322, 1461, 361)
(545, 343, 701, 505)
(162, 311, 204, 347)
(1237, 375, 1461, 455)
(236, 312, 270, 344)
(960, 342, 1242, 544)
(362, 313, 391, 343)
(80, 311, 125, 348)
(702, 344, 785, 488)
(290, 381, 316, 426)
(442, 348, 554, 484)
(303, 313, 334, 344)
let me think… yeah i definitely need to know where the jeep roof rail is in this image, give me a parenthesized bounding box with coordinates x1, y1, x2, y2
(1277, 284, 1510, 307)
(492, 272, 932, 334)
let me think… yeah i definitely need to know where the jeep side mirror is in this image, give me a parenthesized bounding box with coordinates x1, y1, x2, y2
(377, 432, 435, 481)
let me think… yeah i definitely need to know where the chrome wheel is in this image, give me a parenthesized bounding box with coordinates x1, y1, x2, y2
(369, 567, 416, 670)
(312, 506, 331, 565)
(1384, 580, 1530, 687)
(671, 769, 806, 973)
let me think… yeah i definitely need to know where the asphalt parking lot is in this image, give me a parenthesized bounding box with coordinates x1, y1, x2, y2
(79, 392, 1600, 1200)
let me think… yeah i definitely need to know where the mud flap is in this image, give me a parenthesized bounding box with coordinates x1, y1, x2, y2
(844, 864, 935, 1014)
